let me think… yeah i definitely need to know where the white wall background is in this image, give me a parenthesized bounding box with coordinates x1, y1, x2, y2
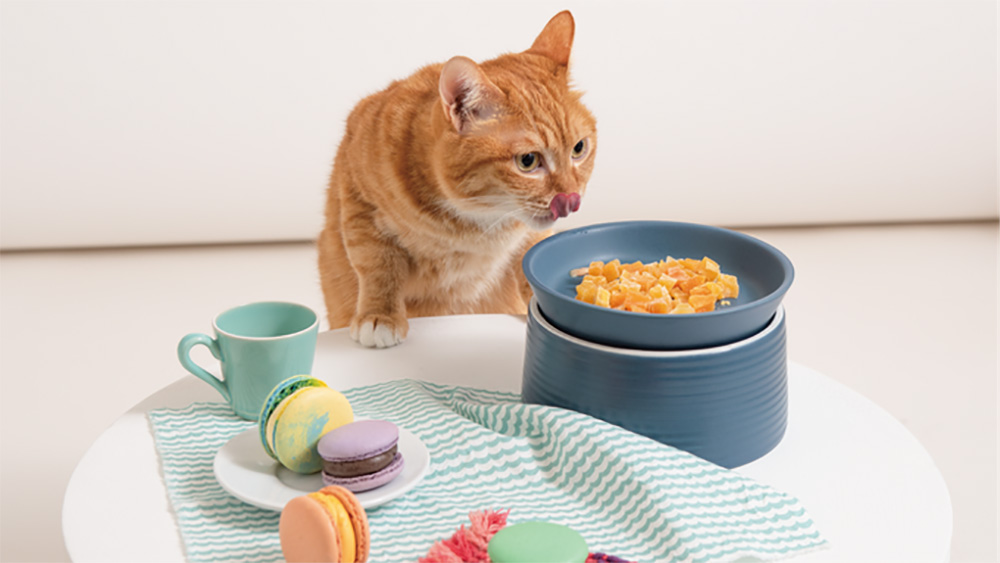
(1, 0, 996, 250)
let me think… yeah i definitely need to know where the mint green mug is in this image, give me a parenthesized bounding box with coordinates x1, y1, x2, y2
(177, 301, 319, 420)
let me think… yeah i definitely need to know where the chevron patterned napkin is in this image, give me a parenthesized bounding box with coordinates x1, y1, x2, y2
(148, 379, 826, 562)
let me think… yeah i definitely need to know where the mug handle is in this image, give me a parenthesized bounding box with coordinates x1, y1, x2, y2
(177, 333, 230, 403)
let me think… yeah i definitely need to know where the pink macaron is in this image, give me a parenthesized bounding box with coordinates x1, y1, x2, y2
(317, 420, 405, 492)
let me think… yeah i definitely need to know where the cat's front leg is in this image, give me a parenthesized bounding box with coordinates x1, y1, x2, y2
(350, 267, 410, 348)
(342, 217, 411, 348)
(351, 310, 409, 349)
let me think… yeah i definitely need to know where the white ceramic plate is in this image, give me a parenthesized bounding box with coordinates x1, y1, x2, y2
(213, 425, 430, 511)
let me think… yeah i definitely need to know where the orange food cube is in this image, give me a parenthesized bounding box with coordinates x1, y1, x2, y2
(595, 287, 611, 308)
(576, 282, 598, 304)
(679, 275, 706, 293)
(680, 258, 702, 271)
(689, 284, 710, 296)
(691, 281, 724, 300)
(621, 261, 645, 273)
(648, 299, 670, 314)
(670, 302, 696, 314)
(657, 274, 678, 289)
(623, 289, 652, 307)
(636, 271, 657, 291)
(602, 259, 621, 280)
(719, 274, 740, 298)
(667, 267, 690, 281)
(588, 261, 605, 276)
(701, 257, 721, 280)
(688, 294, 717, 311)
(617, 281, 640, 296)
(609, 291, 627, 308)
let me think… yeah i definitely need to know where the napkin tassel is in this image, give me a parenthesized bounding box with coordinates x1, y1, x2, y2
(419, 509, 510, 563)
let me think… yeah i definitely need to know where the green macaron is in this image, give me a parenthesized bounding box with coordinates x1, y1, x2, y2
(488, 521, 589, 563)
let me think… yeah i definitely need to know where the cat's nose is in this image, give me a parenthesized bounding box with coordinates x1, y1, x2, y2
(549, 192, 581, 220)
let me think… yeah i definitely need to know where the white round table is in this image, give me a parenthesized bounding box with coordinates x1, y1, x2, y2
(63, 314, 952, 562)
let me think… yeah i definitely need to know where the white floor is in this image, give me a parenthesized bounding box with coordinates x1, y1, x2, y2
(1, 221, 996, 562)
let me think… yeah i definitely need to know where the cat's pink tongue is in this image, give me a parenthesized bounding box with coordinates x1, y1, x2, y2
(549, 193, 581, 220)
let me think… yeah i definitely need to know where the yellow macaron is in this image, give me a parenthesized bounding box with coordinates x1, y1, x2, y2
(259, 376, 354, 474)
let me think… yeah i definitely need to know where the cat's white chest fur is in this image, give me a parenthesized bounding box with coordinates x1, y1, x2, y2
(405, 226, 528, 305)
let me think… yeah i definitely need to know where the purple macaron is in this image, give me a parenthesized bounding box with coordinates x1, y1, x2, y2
(317, 419, 404, 492)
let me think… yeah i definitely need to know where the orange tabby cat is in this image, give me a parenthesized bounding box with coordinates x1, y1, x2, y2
(318, 11, 597, 348)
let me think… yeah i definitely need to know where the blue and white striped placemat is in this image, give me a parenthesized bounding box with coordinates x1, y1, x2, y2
(148, 379, 827, 562)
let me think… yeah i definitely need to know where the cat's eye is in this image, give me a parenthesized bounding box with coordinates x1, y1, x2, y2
(516, 152, 541, 172)
(572, 139, 589, 159)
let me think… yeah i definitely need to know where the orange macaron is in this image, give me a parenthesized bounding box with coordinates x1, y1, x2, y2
(279, 485, 370, 563)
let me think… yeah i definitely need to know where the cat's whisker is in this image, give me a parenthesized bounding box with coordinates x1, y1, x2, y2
(464, 194, 544, 212)
(438, 185, 539, 217)
(432, 181, 552, 233)
(475, 208, 524, 240)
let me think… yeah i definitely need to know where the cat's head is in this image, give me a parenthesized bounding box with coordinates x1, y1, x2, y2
(434, 11, 597, 232)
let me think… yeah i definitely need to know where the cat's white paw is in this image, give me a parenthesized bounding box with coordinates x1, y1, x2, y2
(350, 314, 408, 349)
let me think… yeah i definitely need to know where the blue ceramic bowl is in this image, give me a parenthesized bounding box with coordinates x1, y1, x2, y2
(522, 221, 794, 350)
(522, 299, 788, 468)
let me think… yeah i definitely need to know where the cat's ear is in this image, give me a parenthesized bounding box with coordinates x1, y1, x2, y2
(526, 10, 575, 66)
(439, 56, 504, 134)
